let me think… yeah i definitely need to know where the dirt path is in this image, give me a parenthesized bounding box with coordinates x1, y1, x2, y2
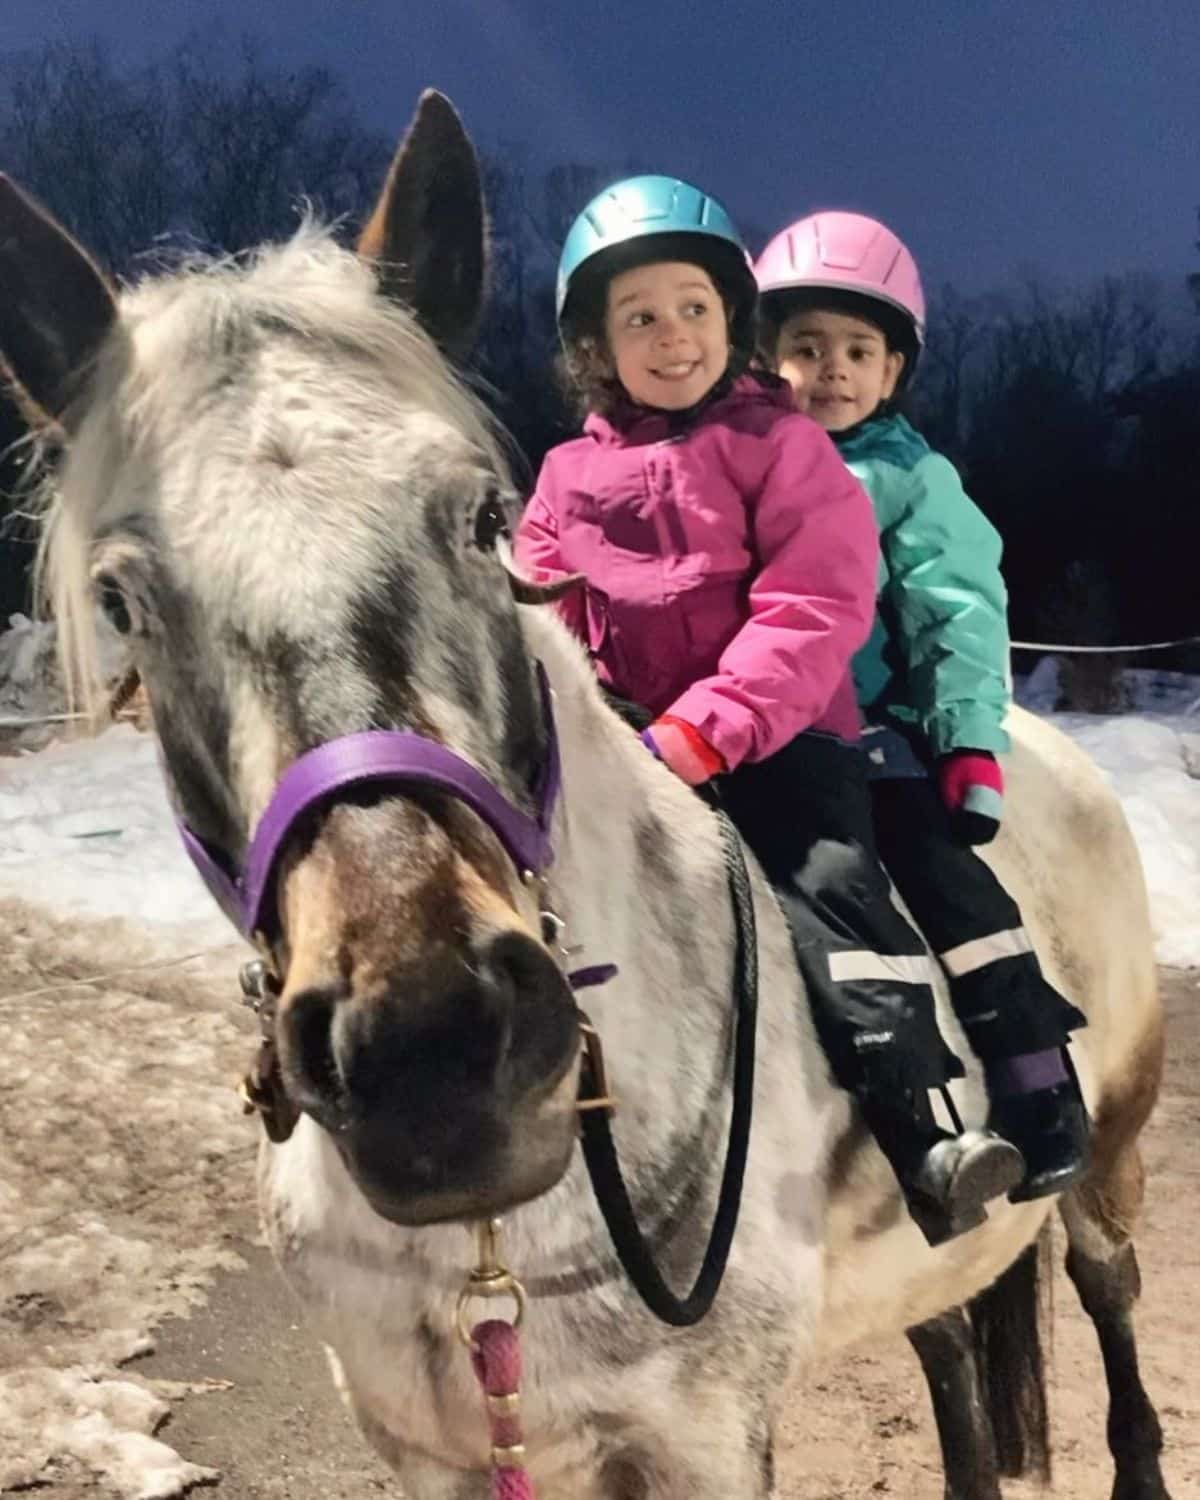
(776, 966, 1200, 1499)
(97, 970, 1200, 1496)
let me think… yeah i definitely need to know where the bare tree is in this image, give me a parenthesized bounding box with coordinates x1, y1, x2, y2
(1039, 560, 1129, 713)
(170, 37, 390, 251)
(0, 35, 391, 269)
(474, 153, 612, 461)
(533, 162, 607, 257)
(1077, 275, 1164, 400)
(954, 275, 1166, 424)
(920, 283, 984, 451)
(0, 41, 178, 269)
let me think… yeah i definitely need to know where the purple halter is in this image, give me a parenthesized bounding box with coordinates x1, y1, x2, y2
(178, 666, 561, 938)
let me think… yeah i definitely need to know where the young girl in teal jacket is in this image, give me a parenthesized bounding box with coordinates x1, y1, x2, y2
(755, 211, 1090, 1202)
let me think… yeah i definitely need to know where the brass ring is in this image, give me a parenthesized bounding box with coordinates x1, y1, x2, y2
(455, 1275, 528, 1348)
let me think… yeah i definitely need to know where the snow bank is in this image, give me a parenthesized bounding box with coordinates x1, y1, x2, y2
(1, 633, 1197, 967)
(0, 723, 231, 951)
(1018, 658, 1200, 717)
(0, 610, 126, 750)
(1044, 712, 1200, 969)
(0, 904, 253, 1496)
(0, 1370, 217, 1499)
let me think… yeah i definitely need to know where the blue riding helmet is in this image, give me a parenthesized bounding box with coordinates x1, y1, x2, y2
(555, 175, 757, 355)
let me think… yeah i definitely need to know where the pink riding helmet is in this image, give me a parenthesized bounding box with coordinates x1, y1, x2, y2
(754, 211, 926, 348)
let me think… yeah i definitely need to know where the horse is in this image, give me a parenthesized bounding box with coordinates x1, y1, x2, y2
(0, 92, 1171, 1500)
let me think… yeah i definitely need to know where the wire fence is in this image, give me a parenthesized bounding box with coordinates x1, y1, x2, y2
(2, 638, 1199, 734)
(1010, 635, 1200, 655)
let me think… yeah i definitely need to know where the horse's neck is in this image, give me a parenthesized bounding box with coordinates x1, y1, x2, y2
(518, 615, 843, 1272)
(527, 615, 742, 1146)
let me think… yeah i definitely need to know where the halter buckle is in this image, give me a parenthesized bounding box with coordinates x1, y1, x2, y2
(576, 1013, 617, 1121)
(456, 1218, 528, 1347)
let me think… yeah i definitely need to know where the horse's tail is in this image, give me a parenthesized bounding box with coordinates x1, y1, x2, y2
(968, 1224, 1052, 1481)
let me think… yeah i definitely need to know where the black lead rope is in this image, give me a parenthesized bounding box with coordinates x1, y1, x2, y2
(577, 807, 759, 1326)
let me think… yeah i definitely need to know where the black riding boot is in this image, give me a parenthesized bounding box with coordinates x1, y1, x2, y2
(858, 1087, 1024, 1246)
(987, 1049, 1091, 1201)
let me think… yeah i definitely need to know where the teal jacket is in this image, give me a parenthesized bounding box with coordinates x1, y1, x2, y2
(837, 413, 1011, 757)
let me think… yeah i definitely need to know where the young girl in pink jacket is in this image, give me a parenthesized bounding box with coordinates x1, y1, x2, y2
(516, 176, 1024, 1245)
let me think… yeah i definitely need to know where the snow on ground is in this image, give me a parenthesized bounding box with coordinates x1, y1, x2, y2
(0, 724, 232, 952)
(3, 650, 1195, 969)
(1, 622, 252, 1497)
(0, 610, 224, 951)
(0, 903, 256, 1497)
(1017, 662, 1200, 969)
(1018, 656, 1200, 718)
(1047, 715, 1200, 969)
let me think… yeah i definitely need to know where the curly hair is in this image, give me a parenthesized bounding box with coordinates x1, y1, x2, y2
(556, 312, 625, 421)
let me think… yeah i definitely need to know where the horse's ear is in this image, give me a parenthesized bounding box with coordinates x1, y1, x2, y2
(357, 91, 486, 364)
(0, 174, 118, 427)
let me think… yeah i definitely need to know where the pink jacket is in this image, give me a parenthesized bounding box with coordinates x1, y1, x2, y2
(515, 373, 879, 769)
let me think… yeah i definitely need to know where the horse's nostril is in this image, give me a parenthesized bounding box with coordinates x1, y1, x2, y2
(282, 984, 346, 1119)
(474, 929, 577, 1093)
(482, 930, 550, 986)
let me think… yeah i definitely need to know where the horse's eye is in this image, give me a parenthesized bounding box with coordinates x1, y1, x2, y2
(473, 491, 510, 553)
(95, 574, 132, 635)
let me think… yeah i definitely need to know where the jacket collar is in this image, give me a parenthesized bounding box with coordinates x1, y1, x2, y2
(583, 370, 794, 447)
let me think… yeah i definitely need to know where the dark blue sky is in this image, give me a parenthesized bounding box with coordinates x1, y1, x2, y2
(5, 0, 1197, 296)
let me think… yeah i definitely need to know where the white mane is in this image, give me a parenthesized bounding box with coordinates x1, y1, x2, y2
(35, 223, 510, 715)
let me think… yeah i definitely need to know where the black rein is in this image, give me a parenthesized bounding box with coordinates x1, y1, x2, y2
(576, 806, 759, 1326)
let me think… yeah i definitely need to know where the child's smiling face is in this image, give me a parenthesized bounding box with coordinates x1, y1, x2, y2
(604, 261, 730, 411)
(775, 306, 904, 431)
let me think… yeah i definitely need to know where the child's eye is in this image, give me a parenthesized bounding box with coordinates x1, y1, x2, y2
(792, 342, 820, 359)
(683, 301, 709, 318)
(629, 311, 653, 328)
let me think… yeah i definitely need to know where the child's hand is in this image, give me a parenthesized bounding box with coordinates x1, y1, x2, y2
(641, 717, 726, 786)
(937, 750, 1004, 845)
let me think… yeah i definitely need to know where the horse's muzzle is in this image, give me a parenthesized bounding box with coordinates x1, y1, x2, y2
(275, 928, 581, 1224)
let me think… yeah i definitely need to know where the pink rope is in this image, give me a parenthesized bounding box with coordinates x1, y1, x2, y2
(470, 1319, 536, 1500)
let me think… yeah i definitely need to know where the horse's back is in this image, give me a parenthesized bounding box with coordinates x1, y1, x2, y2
(989, 706, 1159, 1094)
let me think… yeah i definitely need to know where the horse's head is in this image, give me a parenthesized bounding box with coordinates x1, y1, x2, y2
(0, 92, 582, 1226)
